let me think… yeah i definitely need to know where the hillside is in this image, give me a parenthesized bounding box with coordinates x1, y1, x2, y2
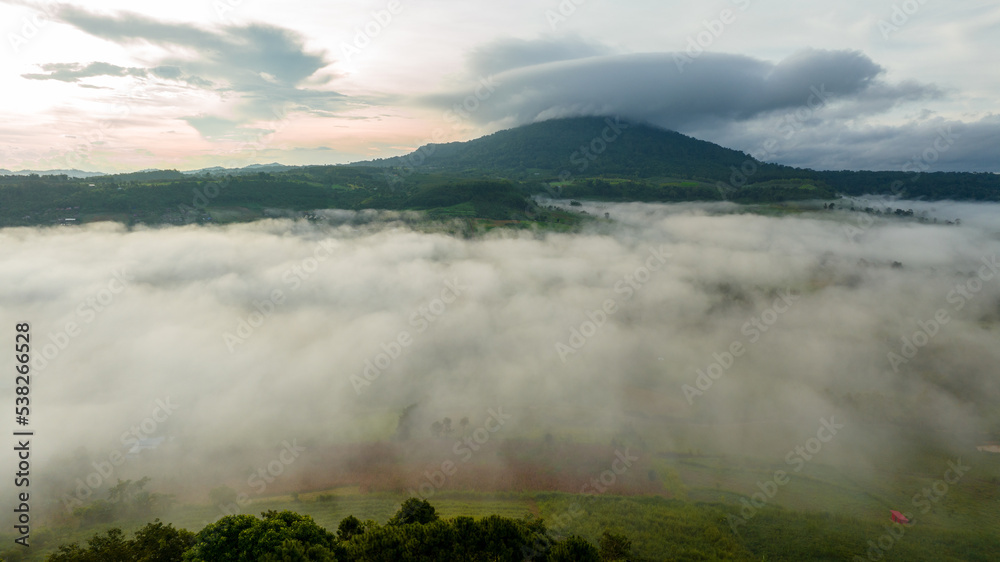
(362, 117, 1000, 201)
(362, 116, 776, 182)
(5, 119, 1000, 229)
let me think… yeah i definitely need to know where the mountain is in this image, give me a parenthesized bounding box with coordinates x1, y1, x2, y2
(358, 116, 1000, 201)
(359, 116, 771, 181)
(0, 168, 106, 178)
(182, 162, 296, 176)
(0, 163, 296, 180)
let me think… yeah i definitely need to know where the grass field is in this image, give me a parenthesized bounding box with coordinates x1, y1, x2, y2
(4, 445, 996, 561)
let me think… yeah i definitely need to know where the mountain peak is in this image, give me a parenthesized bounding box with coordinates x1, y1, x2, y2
(358, 116, 758, 181)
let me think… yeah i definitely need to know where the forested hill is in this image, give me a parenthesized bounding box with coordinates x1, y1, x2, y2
(361, 117, 775, 180)
(360, 117, 1000, 201)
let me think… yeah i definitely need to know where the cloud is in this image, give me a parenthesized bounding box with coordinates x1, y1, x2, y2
(31, 5, 349, 139)
(3, 203, 998, 507)
(424, 47, 936, 131)
(422, 37, 998, 171)
(689, 112, 1000, 172)
(150, 65, 182, 79)
(464, 35, 616, 77)
(22, 62, 148, 82)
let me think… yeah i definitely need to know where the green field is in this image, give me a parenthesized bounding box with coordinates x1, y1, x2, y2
(5, 445, 997, 561)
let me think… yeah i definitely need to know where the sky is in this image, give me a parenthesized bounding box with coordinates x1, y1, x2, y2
(1, 0, 998, 173)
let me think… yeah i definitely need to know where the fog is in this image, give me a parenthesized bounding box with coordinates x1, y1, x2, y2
(2, 201, 998, 517)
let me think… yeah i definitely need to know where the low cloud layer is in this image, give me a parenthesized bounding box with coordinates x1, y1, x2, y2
(1, 203, 998, 513)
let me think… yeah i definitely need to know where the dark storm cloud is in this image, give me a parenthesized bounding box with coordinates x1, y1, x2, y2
(34, 5, 349, 139)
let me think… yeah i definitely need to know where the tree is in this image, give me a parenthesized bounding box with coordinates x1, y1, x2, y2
(130, 520, 196, 562)
(550, 535, 600, 561)
(394, 403, 419, 441)
(181, 511, 338, 561)
(48, 528, 132, 562)
(387, 498, 439, 526)
(72, 478, 172, 526)
(599, 531, 633, 561)
(180, 514, 257, 562)
(48, 502, 631, 561)
(337, 515, 364, 542)
(47, 520, 194, 562)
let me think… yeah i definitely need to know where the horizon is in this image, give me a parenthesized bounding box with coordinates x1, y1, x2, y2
(4, 115, 1000, 177)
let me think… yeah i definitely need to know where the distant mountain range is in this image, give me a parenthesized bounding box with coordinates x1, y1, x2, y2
(0, 162, 295, 179)
(180, 162, 296, 176)
(0, 168, 107, 178)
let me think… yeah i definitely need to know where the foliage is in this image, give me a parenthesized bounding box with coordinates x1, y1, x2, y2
(43, 501, 610, 562)
(386, 498, 439, 526)
(549, 535, 601, 561)
(47, 520, 194, 562)
(598, 531, 633, 561)
(34, 487, 1000, 562)
(180, 510, 337, 562)
(336, 515, 364, 542)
